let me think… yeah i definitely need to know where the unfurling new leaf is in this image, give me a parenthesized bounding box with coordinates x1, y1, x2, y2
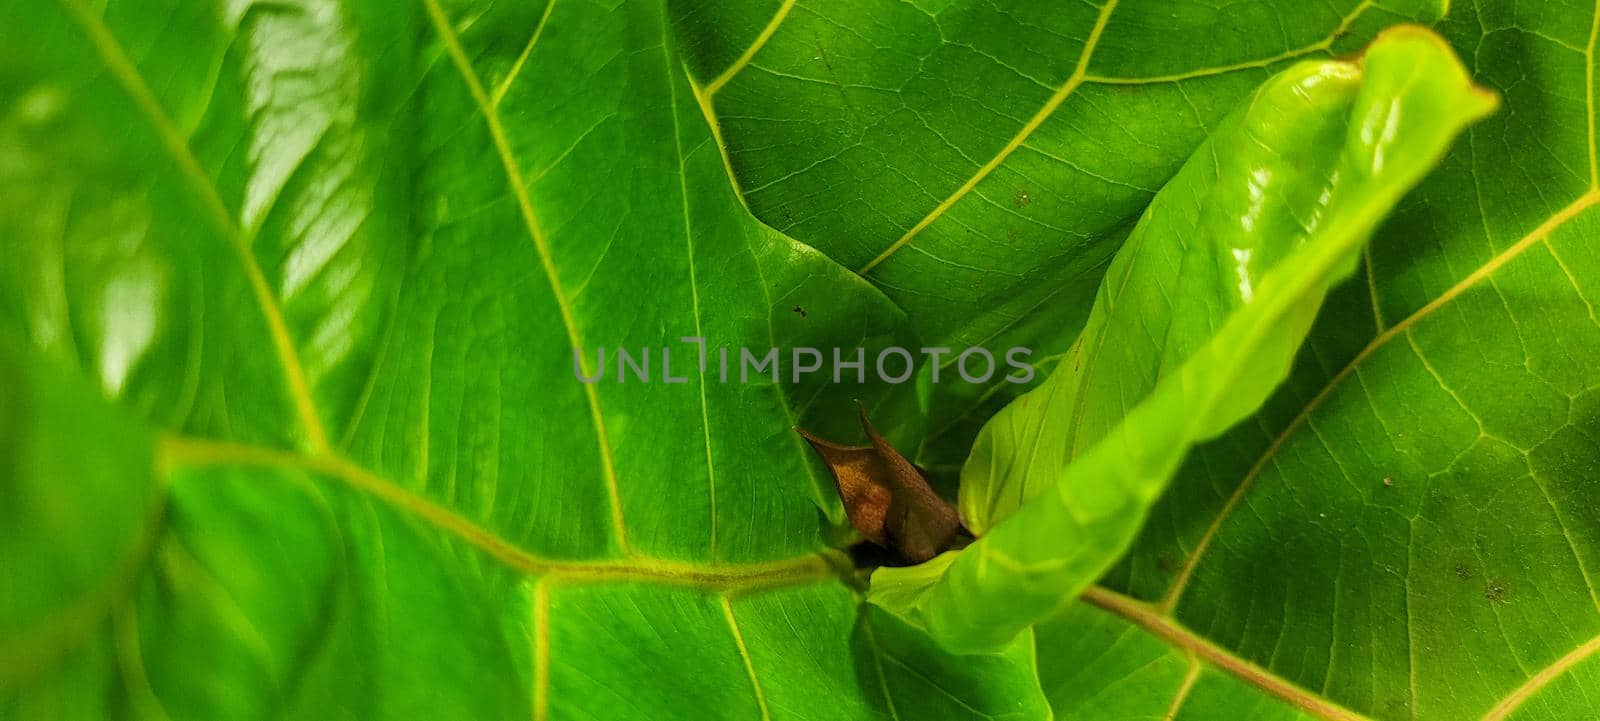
(869, 26, 1498, 653)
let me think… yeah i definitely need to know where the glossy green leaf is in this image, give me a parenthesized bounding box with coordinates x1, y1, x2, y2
(870, 27, 1495, 652)
(672, 0, 1453, 471)
(1039, 590, 1333, 721)
(1070, 1, 1600, 719)
(0, 0, 1045, 718)
(9, 0, 1600, 719)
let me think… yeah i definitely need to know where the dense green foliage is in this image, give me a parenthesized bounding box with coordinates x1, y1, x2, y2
(4, 1, 1600, 720)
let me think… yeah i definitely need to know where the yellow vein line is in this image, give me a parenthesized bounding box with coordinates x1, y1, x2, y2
(422, 0, 631, 554)
(492, 0, 557, 108)
(1481, 631, 1600, 721)
(1160, 190, 1600, 613)
(1365, 243, 1386, 332)
(721, 596, 772, 721)
(1587, 0, 1599, 188)
(862, 617, 903, 720)
(856, 0, 1120, 275)
(661, 22, 721, 559)
(689, 74, 757, 214)
(705, 0, 797, 96)
(1083, 587, 1372, 721)
(57, 0, 329, 452)
(533, 579, 550, 721)
(1083, 0, 1374, 86)
(1165, 654, 1202, 721)
(159, 435, 840, 591)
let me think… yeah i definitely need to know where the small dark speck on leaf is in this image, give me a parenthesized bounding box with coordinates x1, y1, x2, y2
(812, 37, 836, 73)
(1454, 562, 1474, 581)
(1013, 189, 1031, 208)
(792, 305, 806, 318)
(1157, 554, 1176, 573)
(1382, 476, 1394, 487)
(1485, 580, 1510, 604)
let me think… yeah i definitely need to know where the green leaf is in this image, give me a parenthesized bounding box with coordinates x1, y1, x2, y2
(0, 345, 161, 681)
(869, 27, 1494, 652)
(1068, 2, 1600, 719)
(1038, 592, 1336, 721)
(10, 0, 1600, 719)
(0, 0, 1045, 718)
(672, 0, 1453, 470)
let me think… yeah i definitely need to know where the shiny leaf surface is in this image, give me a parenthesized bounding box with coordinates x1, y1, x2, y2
(672, 0, 1452, 468)
(0, 0, 1044, 718)
(870, 27, 1494, 653)
(7, 0, 1600, 719)
(1086, 1, 1600, 719)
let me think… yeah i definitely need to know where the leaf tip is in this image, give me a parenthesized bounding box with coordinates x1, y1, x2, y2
(1362, 23, 1500, 121)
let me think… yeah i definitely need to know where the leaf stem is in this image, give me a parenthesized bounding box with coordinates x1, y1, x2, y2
(1081, 585, 1372, 721)
(159, 435, 843, 593)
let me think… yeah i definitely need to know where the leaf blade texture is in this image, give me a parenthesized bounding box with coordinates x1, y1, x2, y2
(870, 27, 1495, 653)
(0, 0, 1043, 718)
(5, 0, 1600, 719)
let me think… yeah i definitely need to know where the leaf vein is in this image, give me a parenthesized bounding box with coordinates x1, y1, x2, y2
(1082, 586, 1372, 721)
(421, 0, 632, 554)
(56, 0, 329, 451)
(1081, 0, 1376, 86)
(704, 0, 798, 96)
(855, 0, 1121, 275)
(1164, 654, 1201, 721)
(492, 0, 558, 107)
(720, 596, 772, 721)
(662, 24, 723, 558)
(1160, 191, 1600, 612)
(159, 435, 841, 592)
(1588, 0, 1600, 188)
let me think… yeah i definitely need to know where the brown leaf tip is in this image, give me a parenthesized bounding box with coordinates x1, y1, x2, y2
(796, 407, 965, 565)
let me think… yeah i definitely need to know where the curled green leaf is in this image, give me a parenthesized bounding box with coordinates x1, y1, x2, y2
(870, 26, 1498, 653)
